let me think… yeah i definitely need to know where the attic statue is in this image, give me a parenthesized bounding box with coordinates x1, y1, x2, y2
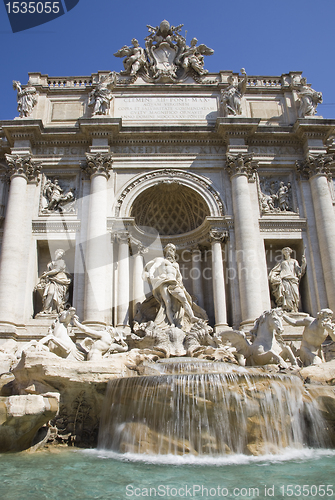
(221, 69, 247, 116)
(13, 79, 37, 118)
(88, 72, 115, 116)
(293, 77, 323, 117)
(114, 39, 147, 77)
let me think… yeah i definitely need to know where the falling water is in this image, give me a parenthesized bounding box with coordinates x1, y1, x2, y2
(98, 360, 326, 456)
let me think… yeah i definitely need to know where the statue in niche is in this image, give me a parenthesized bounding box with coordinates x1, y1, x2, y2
(268, 247, 306, 312)
(221, 69, 247, 116)
(73, 319, 128, 360)
(42, 177, 75, 213)
(283, 309, 335, 366)
(13, 80, 37, 118)
(114, 38, 148, 77)
(293, 77, 322, 118)
(35, 249, 72, 315)
(88, 73, 115, 116)
(142, 243, 201, 329)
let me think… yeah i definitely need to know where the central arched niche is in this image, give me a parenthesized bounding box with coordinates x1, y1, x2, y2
(130, 182, 210, 235)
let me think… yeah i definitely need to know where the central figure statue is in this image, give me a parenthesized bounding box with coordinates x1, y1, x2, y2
(142, 243, 199, 329)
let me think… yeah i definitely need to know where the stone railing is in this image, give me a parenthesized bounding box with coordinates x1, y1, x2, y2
(247, 77, 283, 88)
(47, 77, 93, 88)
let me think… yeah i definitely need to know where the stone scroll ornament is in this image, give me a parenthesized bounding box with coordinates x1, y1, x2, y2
(114, 20, 214, 83)
(4, 0, 80, 33)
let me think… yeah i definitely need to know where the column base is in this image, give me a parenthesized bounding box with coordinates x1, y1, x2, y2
(214, 323, 229, 334)
(82, 320, 107, 329)
(116, 325, 131, 335)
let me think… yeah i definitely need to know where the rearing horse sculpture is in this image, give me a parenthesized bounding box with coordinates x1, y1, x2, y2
(247, 309, 297, 368)
(217, 309, 298, 368)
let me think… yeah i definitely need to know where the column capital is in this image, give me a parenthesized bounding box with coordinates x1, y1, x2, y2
(112, 230, 130, 245)
(209, 229, 229, 244)
(130, 238, 148, 256)
(226, 153, 258, 180)
(296, 153, 334, 181)
(5, 153, 41, 183)
(83, 152, 113, 179)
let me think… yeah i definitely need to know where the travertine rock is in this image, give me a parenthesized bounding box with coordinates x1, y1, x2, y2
(0, 394, 59, 452)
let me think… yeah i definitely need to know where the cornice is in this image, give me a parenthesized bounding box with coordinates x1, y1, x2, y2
(32, 220, 81, 233)
(259, 216, 307, 233)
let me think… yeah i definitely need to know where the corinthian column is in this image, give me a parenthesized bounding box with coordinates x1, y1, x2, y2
(0, 154, 41, 325)
(81, 153, 112, 324)
(209, 230, 228, 328)
(115, 231, 130, 330)
(296, 154, 335, 312)
(191, 246, 204, 310)
(227, 154, 264, 323)
(132, 241, 148, 316)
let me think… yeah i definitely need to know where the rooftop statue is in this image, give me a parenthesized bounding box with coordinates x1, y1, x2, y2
(114, 39, 148, 78)
(13, 79, 37, 118)
(293, 76, 323, 118)
(177, 37, 214, 77)
(221, 69, 247, 116)
(114, 20, 213, 83)
(88, 72, 115, 116)
(269, 247, 306, 313)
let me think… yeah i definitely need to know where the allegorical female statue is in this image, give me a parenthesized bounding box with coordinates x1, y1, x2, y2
(269, 247, 306, 312)
(35, 249, 72, 315)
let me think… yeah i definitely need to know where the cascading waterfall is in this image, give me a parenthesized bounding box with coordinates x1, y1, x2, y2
(98, 360, 326, 456)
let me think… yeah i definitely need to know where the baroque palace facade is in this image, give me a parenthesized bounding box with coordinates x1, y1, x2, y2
(0, 20, 335, 341)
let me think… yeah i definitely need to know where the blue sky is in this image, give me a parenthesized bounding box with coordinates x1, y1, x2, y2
(1, 0, 335, 120)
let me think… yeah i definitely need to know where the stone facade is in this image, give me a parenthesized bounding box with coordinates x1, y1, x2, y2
(0, 21, 335, 340)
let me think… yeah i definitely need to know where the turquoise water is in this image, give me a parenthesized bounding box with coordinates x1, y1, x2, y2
(0, 448, 334, 500)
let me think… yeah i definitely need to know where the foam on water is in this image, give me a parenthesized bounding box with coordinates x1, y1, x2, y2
(85, 447, 335, 466)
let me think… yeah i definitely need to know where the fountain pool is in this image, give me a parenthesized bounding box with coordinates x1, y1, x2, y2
(0, 448, 334, 500)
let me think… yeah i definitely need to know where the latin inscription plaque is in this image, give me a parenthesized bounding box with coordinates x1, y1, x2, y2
(114, 96, 218, 122)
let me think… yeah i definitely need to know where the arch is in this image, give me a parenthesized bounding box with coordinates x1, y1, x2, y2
(115, 169, 226, 220)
